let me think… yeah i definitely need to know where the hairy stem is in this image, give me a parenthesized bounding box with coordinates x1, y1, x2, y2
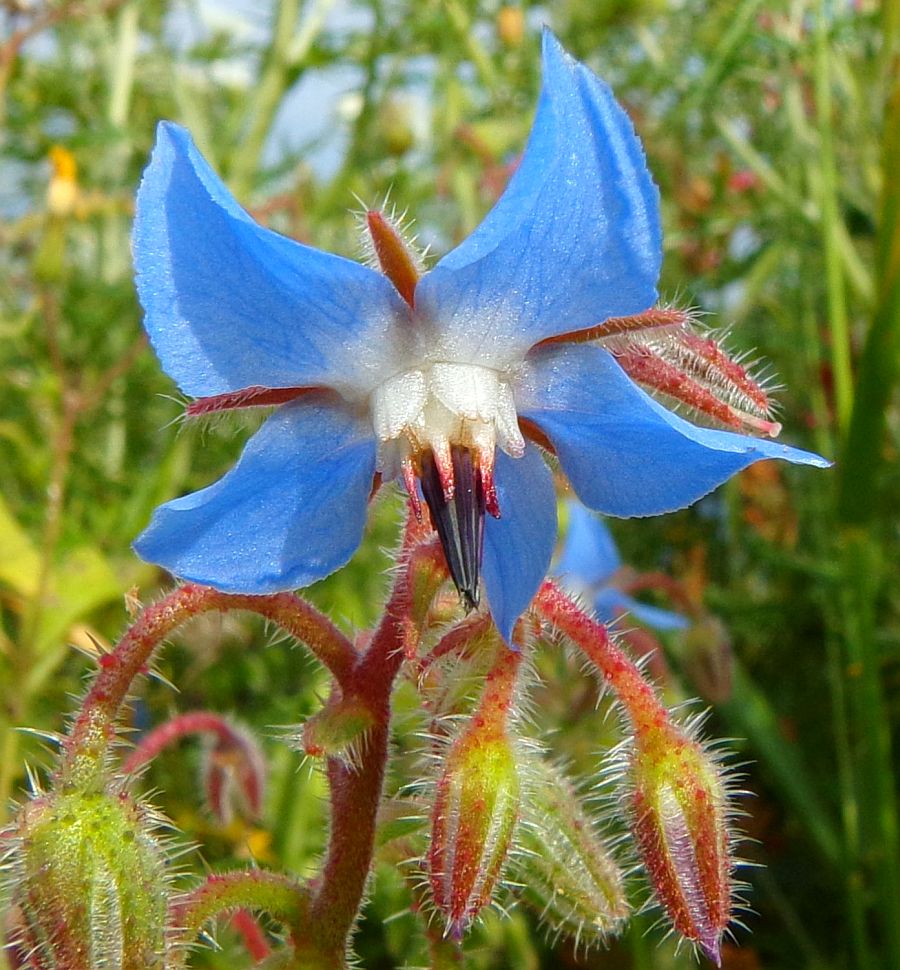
(300, 514, 443, 963)
(303, 578, 409, 955)
(534, 580, 674, 741)
(169, 870, 309, 964)
(229, 909, 272, 962)
(121, 710, 250, 774)
(59, 585, 357, 791)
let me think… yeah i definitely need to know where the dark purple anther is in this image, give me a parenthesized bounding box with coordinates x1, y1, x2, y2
(420, 445, 486, 611)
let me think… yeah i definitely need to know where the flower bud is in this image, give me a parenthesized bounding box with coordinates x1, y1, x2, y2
(378, 97, 415, 156)
(301, 695, 376, 765)
(7, 788, 169, 969)
(428, 728, 519, 938)
(511, 758, 629, 945)
(202, 720, 267, 824)
(628, 732, 733, 965)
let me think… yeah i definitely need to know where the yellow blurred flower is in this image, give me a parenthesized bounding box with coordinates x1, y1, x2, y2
(47, 145, 78, 217)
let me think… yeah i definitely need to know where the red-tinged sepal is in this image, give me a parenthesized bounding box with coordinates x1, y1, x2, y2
(185, 385, 312, 417)
(360, 205, 424, 307)
(628, 725, 736, 965)
(427, 646, 522, 937)
(300, 695, 376, 768)
(589, 307, 782, 438)
(428, 729, 520, 938)
(614, 345, 781, 438)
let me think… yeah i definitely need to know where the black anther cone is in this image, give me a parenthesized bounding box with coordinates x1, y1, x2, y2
(420, 445, 486, 611)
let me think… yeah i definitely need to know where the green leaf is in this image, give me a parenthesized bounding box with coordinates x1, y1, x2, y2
(0, 494, 41, 597)
(26, 547, 123, 693)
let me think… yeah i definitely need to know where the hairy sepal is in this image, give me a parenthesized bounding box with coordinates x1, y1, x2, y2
(510, 756, 629, 949)
(427, 728, 520, 938)
(627, 726, 735, 965)
(6, 788, 170, 969)
(300, 695, 377, 768)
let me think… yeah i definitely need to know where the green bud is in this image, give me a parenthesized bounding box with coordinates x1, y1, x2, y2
(428, 728, 520, 938)
(378, 98, 415, 156)
(512, 758, 628, 945)
(8, 788, 169, 969)
(301, 695, 375, 763)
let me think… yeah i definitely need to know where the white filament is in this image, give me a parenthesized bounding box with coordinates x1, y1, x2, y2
(370, 362, 525, 474)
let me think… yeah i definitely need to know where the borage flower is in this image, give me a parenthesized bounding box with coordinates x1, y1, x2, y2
(133, 32, 827, 642)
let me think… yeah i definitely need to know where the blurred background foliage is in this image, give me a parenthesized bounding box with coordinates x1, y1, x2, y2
(1, 0, 898, 967)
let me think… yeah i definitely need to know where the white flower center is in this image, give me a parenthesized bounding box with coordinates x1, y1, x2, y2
(370, 362, 524, 475)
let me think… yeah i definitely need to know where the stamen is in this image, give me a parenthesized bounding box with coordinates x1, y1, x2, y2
(186, 385, 312, 417)
(420, 446, 487, 612)
(475, 447, 501, 519)
(366, 210, 421, 308)
(433, 439, 456, 502)
(401, 456, 423, 522)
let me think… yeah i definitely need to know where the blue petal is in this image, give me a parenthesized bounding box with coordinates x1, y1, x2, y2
(519, 344, 830, 517)
(556, 500, 622, 585)
(133, 395, 376, 591)
(592, 586, 634, 624)
(134, 122, 405, 398)
(594, 587, 689, 631)
(482, 444, 557, 645)
(415, 31, 661, 366)
(622, 597, 690, 632)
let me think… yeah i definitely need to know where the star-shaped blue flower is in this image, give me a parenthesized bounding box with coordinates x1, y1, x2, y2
(133, 32, 828, 642)
(557, 501, 689, 632)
